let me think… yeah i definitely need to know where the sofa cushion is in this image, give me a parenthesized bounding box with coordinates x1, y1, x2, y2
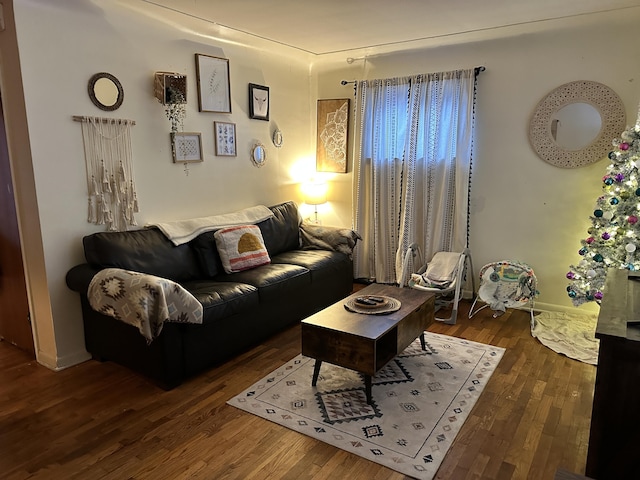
(181, 280, 259, 323)
(218, 263, 310, 303)
(83, 227, 201, 282)
(190, 231, 222, 278)
(271, 250, 352, 282)
(214, 225, 271, 273)
(258, 201, 301, 257)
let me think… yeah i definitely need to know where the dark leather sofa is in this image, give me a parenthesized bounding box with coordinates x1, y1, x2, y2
(65, 201, 357, 389)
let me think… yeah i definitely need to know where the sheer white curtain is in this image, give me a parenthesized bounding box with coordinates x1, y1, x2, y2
(352, 69, 477, 284)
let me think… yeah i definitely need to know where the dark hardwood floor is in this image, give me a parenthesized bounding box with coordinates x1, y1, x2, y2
(0, 294, 596, 479)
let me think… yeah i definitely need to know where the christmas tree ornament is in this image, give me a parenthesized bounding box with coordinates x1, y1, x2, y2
(620, 142, 630, 150)
(601, 232, 611, 240)
(603, 211, 614, 220)
(566, 271, 576, 279)
(604, 177, 614, 185)
(629, 215, 638, 224)
(594, 209, 604, 217)
(626, 243, 637, 253)
(610, 197, 619, 205)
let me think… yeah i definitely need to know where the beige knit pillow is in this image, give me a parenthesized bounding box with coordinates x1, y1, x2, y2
(214, 225, 271, 273)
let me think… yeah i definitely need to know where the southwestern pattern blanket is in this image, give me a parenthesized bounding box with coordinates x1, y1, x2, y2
(88, 268, 203, 343)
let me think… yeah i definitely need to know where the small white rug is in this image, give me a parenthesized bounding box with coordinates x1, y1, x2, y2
(227, 332, 504, 479)
(531, 310, 600, 365)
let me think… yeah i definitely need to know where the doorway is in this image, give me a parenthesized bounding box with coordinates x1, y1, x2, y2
(0, 89, 34, 356)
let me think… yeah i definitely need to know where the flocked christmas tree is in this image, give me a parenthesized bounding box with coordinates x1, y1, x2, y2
(567, 109, 640, 306)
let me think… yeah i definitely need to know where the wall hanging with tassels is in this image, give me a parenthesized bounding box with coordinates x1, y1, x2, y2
(73, 115, 139, 231)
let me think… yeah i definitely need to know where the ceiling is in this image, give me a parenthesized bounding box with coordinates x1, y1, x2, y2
(142, 0, 640, 56)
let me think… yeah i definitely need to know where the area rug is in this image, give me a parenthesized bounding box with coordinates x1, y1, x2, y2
(531, 310, 599, 365)
(227, 332, 505, 479)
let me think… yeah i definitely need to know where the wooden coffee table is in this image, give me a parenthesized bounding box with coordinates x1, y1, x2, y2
(301, 284, 435, 404)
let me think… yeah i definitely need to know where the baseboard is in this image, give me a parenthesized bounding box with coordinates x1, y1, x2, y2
(36, 349, 91, 371)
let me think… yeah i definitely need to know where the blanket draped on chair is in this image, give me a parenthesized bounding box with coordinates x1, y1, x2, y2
(410, 251, 461, 289)
(88, 268, 203, 343)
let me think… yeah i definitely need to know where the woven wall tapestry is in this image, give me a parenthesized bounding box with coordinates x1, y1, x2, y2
(77, 116, 139, 231)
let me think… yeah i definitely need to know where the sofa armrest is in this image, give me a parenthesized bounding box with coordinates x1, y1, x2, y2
(299, 222, 361, 257)
(66, 264, 103, 294)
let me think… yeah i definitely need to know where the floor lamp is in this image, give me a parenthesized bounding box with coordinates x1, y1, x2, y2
(302, 180, 328, 224)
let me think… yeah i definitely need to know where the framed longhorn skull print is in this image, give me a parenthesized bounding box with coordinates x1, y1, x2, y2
(249, 83, 269, 121)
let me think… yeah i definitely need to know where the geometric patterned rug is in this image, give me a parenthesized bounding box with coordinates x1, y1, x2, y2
(227, 332, 505, 479)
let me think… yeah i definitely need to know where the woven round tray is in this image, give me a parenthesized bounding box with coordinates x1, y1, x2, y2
(344, 295, 401, 315)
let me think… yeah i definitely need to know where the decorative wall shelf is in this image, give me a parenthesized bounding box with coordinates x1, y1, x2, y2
(154, 72, 187, 105)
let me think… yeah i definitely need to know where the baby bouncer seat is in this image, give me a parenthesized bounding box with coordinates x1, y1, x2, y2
(468, 261, 537, 324)
(399, 245, 474, 325)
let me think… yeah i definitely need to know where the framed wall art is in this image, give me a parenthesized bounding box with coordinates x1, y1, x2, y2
(171, 132, 203, 163)
(214, 121, 237, 157)
(316, 98, 349, 173)
(195, 53, 231, 113)
(249, 83, 269, 121)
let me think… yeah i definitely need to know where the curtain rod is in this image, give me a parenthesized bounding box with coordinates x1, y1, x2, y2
(341, 65, 486, 86)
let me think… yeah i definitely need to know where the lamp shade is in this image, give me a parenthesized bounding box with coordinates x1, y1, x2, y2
(302, 180, 328, 205)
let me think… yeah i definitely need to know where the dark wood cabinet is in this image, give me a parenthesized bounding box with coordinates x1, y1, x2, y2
(586, 269, 640, 480)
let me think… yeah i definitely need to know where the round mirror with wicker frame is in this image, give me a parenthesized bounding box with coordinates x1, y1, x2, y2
(529, 81, 626, 168)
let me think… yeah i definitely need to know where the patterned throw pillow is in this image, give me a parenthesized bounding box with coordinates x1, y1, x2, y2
(214, 224, 271, 274)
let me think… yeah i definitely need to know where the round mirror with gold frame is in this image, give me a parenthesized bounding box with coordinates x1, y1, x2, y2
(529, 81, 626, 168)
(88, 72, 124, 111)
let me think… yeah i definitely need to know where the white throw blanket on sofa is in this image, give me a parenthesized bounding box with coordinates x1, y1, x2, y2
(150, 205, 274, 245)
(88, 268, 203, 343)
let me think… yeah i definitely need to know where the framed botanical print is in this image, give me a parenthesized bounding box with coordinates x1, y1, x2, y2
(316, 98, 349, 173)
(214, 121, 237, 157)
(249, 83, 269, 121)
(195, 53, 232, 113)
(171, 132, 203, 163)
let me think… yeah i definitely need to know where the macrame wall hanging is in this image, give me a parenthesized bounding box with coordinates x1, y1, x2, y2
(74, 116, 139, 231)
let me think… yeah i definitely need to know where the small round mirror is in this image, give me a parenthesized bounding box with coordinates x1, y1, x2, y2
(550, 102, 602, 151)
(88, 72, 124, 111)
(272, 129, 283, 148)
(251, 143, 267, 167)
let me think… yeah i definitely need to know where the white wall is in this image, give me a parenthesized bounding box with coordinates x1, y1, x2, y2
(10, 1, 640, 369)
(13, 0, 315, 368)
(313, 9, 640, 314)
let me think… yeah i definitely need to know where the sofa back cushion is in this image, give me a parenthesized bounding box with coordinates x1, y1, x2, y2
(258, 201, 301, 257)
(191, 201, 301, 278)
(83, 227, 201, 282)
